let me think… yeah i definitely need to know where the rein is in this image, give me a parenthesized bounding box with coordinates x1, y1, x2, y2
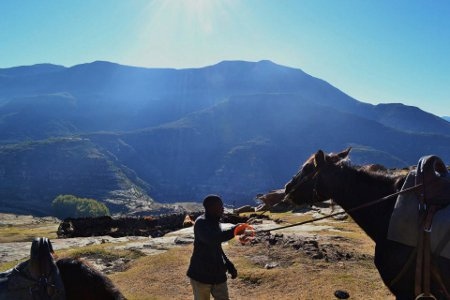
(258, 183, 423, 233)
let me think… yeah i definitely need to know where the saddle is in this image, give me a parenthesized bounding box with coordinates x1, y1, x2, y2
(388, 155, 450, 299)
(0, 237, 66, 300)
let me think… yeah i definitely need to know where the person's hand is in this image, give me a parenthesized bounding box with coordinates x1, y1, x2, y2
(226, 261, 238, 279)
(230, 267, 238, 279)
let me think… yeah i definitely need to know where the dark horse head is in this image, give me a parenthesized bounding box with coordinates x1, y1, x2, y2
(284, 148, 351, 205)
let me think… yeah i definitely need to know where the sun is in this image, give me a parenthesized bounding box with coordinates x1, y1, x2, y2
(124, 0, 240, 67)
(162, 0, 226, 35)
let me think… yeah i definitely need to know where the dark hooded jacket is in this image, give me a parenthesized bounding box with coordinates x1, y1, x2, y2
(186, 213, 236, 284)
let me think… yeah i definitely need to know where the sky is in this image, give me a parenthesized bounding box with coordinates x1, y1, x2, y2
(0, 0, 449, 116)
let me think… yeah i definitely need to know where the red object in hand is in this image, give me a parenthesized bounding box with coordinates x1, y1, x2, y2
(234, 224, 255, 244)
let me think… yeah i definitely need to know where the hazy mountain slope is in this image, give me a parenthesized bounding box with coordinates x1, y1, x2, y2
(1, 60, 450, 211)
(0, 63, 66, 78)
(373, 103, 450, 136)
(88, 94, 450, 204)
(1, 60, 448, 139)
(0, 137, 154, 216)
(0, 93, 79, 142)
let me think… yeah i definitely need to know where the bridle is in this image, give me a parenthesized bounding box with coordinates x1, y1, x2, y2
(286, 163, 327, 205)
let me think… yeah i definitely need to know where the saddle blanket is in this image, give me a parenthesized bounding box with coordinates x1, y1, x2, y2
(387, 171, 450, 259)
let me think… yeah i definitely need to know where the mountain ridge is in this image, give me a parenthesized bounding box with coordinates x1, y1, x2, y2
(1, 60, 449, 214)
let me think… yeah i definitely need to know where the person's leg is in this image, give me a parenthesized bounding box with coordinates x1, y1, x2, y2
(190, 278, 212, 300)
(211, 281, 229, 300)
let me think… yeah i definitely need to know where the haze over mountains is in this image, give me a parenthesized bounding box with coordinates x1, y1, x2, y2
(1, 60, 450, 216)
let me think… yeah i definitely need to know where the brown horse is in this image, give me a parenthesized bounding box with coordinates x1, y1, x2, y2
(284, 148, 450, 300)
(56, 258, 125, 300)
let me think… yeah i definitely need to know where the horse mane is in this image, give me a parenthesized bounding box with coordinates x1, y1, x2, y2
(56, 258, 126, 300)
(321, 160, 406, 213)
(338, 160, 403, 189)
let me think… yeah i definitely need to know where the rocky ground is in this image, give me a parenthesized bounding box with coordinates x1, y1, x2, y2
(0, 207, 347, 272)
(0, 213, 60, 226)
(0, 207, 395, 299)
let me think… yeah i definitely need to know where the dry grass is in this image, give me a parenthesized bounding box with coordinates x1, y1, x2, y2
(226, 235, 393, 300)
(0, 259, 27, 272)
(110, 246, 193, 300)
(0, 223, 58, 243)
(243, 211, 313, 225)
(268, 211, 313, 225)
(56, 242, 145, 261)
(110, 222, 394, 300)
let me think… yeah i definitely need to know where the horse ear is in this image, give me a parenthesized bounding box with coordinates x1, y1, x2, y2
(337, 147, 351, 159)
(314, 150, 326, 167)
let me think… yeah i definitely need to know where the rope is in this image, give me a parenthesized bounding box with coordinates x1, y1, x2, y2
(258, 183, 423, 233)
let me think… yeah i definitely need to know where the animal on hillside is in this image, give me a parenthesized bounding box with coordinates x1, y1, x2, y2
(0, 237, 125, 300)
(284, 148, 450, 300)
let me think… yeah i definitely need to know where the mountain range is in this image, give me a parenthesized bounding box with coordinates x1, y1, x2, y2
(1, 60, 449, 215)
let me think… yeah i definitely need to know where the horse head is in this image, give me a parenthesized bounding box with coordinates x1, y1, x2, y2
(29, 237, 55, 280)
(28, 237, 65, 299)
(284, 148, 351, 205)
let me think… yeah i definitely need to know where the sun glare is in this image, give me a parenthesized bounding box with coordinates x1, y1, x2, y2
(127, 0, 239, 67)
(181, 0, 216, 33)
(146, 0, 230, 35)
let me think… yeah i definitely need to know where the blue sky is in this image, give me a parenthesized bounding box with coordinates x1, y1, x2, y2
(1, 0, 449, 116)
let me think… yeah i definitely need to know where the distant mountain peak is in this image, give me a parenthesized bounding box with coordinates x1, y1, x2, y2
(69, 60, 121, 70)
(0, 63, 66, 77)
(213, 59, 284, 68)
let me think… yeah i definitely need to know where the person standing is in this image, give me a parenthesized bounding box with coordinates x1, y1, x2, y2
(187, 195, 239, 300)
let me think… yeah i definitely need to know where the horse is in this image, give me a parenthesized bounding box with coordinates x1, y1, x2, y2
(284, 148, 450, 299)
(56, 258, 125, 300)
(0, 237, 126, 300)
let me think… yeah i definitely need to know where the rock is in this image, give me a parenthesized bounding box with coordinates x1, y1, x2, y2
(234, 205, 255, 214)
(334, 290, 350, 299)
(174, 237, 194, 245)
(256, 189, 285, 208)
(264, 262, 279, 269)
(333, 212, 348, 221)
(312, 252, 324, 259)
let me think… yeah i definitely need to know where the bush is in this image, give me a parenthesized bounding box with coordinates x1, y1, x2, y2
(52, 194, 110, 219)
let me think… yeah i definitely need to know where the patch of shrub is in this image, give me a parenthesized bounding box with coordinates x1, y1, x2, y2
(52, 194, 110, 219)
